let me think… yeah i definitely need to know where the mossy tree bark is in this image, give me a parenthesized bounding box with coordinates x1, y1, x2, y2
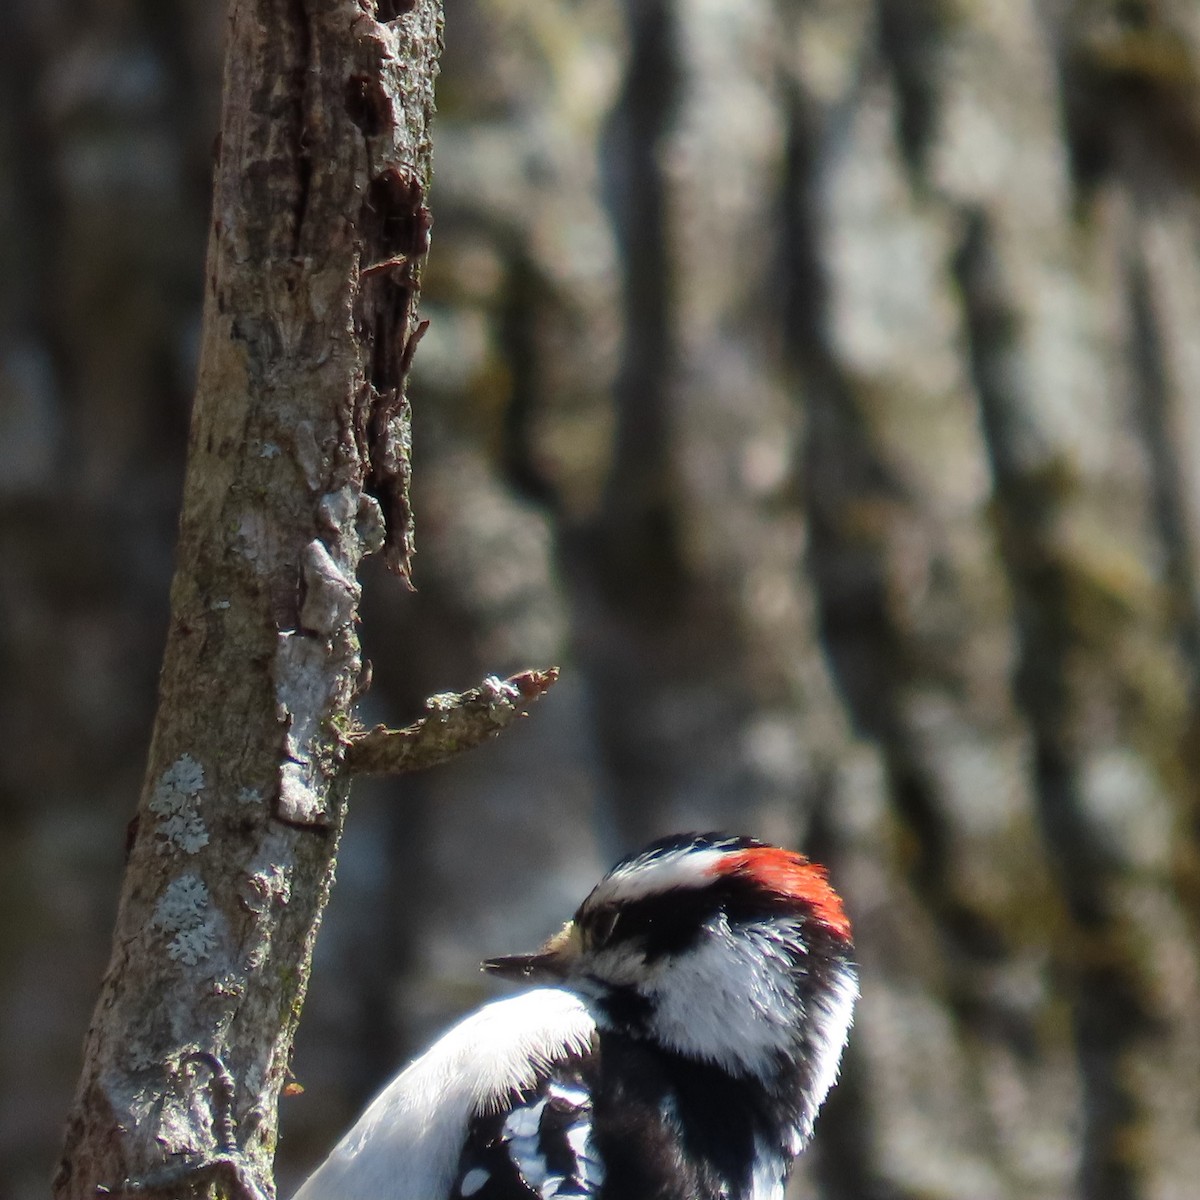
(53, 2, 446, 1196)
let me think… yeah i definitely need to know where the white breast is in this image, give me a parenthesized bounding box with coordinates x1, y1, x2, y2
(291, 988, 597, 1200)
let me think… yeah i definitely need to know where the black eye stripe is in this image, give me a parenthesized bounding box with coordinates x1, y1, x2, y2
(580, 880, 808, 960)
(590, 907, 620, 944)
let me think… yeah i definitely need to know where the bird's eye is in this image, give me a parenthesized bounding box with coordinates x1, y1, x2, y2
(591, 908, 620, 945)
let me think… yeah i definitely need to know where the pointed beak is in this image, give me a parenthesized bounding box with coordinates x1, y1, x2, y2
(482, 921, 580, 984)
(481, 951, 568, 982)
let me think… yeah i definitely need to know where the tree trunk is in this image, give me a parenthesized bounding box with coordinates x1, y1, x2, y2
(53, 2, 442, 1196)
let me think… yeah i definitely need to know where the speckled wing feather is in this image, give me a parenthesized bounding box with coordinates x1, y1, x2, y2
(450, 1062, 603, 1200)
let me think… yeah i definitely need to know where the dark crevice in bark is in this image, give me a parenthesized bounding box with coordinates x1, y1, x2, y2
(781, 86, 896, 738)
(590, 0, 684, 617)
(345, 75, 393, 138)
(374, 0, 418, 21)
(286, 0, 314, 256)
(1057, 3, 1200, 205)
(952, 210, 1106, 920)
(293, 155, 314, 259)
(356, 169, 432, 580)
(1126, 251, 1200, 684)
(874, 0, 948, 180)
(572, 0, 686, 846)
(499, 255, 561, 510)
(953, 206, 1149, 1200)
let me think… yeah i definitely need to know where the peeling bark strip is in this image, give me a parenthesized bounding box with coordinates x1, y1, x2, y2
(55, 3, 444, 1199)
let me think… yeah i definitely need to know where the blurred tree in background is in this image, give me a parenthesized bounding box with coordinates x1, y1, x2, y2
(3, 2, 1200, 1199)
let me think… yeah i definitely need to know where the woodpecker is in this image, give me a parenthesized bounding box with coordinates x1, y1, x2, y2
(292, 832, 857, 1200)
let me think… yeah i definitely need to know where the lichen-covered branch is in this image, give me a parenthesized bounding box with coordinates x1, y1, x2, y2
(346, 668, 560, 776)
(54, 2, 445, 1198)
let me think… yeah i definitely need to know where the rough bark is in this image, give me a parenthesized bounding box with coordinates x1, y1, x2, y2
(52, 2, 443, 1197)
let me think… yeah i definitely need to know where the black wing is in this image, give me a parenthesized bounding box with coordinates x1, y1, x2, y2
(449, 1061, 603, 1200)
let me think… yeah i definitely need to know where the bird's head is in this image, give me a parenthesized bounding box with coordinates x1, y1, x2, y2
(484, 832, 856, 1124)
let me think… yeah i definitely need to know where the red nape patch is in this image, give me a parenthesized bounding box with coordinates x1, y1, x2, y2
(714, 849, 853, 941)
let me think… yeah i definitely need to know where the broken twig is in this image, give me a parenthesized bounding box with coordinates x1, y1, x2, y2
(345, 668, 559, 777)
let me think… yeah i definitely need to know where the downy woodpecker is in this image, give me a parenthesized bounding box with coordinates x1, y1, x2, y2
(292, 832, 857, 1200)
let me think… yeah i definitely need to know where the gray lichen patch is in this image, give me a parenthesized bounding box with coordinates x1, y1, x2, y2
(149, 754, 210, 854)
(151, 873, 221, 966)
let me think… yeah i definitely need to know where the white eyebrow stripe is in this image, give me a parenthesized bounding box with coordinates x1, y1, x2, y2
(586, 848, 726, 906)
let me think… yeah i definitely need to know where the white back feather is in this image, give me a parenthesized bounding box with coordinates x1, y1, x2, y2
(291, 988, 596, 1200)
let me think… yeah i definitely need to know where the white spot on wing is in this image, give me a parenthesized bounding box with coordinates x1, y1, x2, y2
(503, 1093, 552, 1192)
(564, 1124, 590, 1160)
(559, 1104, 604, 1196)
(548, 1081, 589, 1107)
(502, 1097, 547, 1140)
(507, 1137, 548, 1189)
(459, 1168, 489, 1196)
(504, 1074, 605, 1199)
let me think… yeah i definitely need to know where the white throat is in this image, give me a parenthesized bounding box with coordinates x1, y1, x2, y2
(646, 919, 803, 1077)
